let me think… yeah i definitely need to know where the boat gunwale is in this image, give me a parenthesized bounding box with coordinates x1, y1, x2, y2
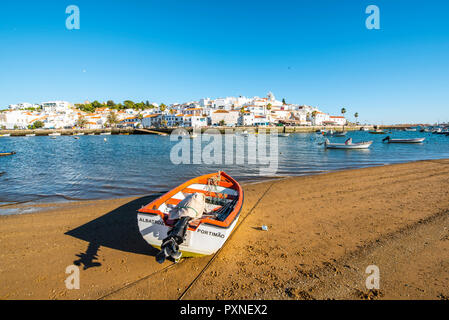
(138, 171, 243, 229)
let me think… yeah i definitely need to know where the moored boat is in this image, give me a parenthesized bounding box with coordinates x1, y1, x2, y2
(25, 134, 36, 137)
(0, 151, 16, 157)
(382, 136, 425, 144)
(334, 131, 347, 137)
(369, 130, 386, 134)
(137, 171, 243, 262)
(100, 132, 112, 135)
(324, 138, 372, 149)
(48, 133, 61, 136)
(279, 133, 290, 137)
(0, 134, 11, 137)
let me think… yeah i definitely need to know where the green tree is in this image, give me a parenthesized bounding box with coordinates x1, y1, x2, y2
(135, 102, 145, 110)
(106, 111, 119, 128)
(29, 121, 44, 129)
(91, 100, 103, 109)
(267, 103, 272, 110)
(219, 120, 226, 126)
(354, 112, 359, 124)
(106, 100, 115, 107)
(341, 108, 346, 116)
(123, 100, 135, 109)
(282, 98, 286, 105)
(76, 116, 88, 129)
(159, 103, 167, 112)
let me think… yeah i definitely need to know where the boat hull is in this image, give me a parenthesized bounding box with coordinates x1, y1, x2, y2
(137, 171, 244, 258)
(387, 138, 425, 143)
(325, 142, 372, 149)
(138, 213, 239, 256)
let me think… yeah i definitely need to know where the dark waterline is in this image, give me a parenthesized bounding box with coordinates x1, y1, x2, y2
(1, 131, 448, 215)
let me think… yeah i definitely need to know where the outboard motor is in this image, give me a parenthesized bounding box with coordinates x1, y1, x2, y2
(382, 136, 390, 142)
(156, 217, 192, 264)
(155, 192, 206, 264)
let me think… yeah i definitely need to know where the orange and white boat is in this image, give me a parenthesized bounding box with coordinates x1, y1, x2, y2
(137, 172, 243, 258)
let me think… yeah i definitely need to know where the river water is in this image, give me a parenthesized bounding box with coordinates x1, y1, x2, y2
(1, 130, 448, 214)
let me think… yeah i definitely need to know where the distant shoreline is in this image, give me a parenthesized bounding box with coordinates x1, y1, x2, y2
(0, 125, 374, 137)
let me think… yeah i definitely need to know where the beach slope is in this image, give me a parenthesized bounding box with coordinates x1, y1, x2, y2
(1, 159, 448, 300)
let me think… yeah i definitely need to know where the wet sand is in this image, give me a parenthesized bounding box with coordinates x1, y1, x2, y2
(1, 159, 449, 300)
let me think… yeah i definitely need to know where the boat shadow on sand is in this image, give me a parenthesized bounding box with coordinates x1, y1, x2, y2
(65, 194, 163, 270)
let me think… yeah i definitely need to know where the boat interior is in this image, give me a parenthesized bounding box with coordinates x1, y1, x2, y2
(139, 172, 242, 230)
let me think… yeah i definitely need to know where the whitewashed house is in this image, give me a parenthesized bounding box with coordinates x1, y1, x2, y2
(210, 110, 239, 126)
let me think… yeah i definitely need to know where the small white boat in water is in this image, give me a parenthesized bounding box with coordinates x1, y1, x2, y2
(0, 134, 11, 137)
(74, 133, 85, 136)
(404, 128, 417, 132)
(324, 138, 372, 149)
(100, 132, 112, 135)
(382, 136, 425, 144)
(49, 133, 61, 136)
(279, 133, 290, 137)
(25, 134, 36, 137)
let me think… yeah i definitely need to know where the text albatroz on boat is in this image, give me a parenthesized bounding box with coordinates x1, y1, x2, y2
(169, 128, 279, 176)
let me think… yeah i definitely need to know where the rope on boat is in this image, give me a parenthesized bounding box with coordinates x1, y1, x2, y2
(178, 181, 277, 300)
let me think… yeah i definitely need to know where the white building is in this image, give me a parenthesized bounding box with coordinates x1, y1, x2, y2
(8, 102, 37, 110)
(310, 112, 330, 126)
(210, 110, 239, 126)
(238, 112, 255, 126)
(183, 115, 208, 128)
(42, 101, 72, 113)
(329, 116, 347, 126)
(142, 114, 162, 127)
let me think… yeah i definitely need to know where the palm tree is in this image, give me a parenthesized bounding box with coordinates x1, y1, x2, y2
(311, 111, 318, 126)
(354, 112, 359, 124)
(341, 108, 347, 129)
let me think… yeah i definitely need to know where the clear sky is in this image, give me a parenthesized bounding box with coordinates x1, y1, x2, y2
(0, 0, 448, 124)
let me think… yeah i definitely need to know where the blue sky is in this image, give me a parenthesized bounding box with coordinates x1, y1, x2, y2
(0, 0, 448, 124)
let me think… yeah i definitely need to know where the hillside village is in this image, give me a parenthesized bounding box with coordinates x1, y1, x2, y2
(0, 92, 347, 130)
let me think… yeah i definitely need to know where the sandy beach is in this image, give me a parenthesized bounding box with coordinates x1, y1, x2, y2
(1, 159, 449, 300)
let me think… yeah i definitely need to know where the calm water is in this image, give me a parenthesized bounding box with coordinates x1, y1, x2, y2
(1, 131, 449, 213)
